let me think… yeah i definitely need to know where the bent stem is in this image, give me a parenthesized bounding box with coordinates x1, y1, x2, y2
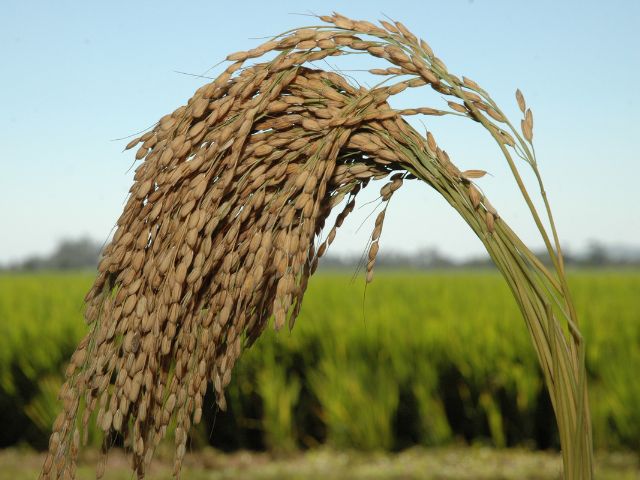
(392, 29, 593, 478)
(400, 101, 593, 478)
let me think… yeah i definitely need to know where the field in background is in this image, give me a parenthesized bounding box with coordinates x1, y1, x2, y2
(0, 271, 639, 453)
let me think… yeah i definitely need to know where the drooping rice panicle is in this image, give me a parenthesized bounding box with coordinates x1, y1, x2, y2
(42, 14, 592, 480)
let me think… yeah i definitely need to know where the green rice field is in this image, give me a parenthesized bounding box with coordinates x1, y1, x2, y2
(0, 270, 639, 454)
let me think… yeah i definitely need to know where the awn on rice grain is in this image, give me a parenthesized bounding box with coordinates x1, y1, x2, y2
(41, 13, 593, 480)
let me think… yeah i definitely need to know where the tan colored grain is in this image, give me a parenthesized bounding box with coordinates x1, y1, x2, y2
(43, 15, 588, 480)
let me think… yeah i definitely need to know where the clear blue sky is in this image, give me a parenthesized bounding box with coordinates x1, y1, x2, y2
(1, 0, 638, 263)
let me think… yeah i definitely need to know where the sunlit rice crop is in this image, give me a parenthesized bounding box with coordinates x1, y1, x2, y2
(41, 14, 593, 479)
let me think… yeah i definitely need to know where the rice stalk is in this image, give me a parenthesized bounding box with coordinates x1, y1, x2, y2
(41, 13, 593, 479)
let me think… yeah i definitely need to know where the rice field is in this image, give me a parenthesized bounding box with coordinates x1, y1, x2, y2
(0, 270, 638, 455)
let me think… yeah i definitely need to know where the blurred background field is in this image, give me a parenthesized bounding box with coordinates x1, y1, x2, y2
(1, 270, 638, 460)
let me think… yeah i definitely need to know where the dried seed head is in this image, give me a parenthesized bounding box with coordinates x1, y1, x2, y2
(498, 130, 516, 147)
(426, 131, 437, 153)
(366, 268, 374, 283)
(521, 118, 533, 142)
(486, 210, 495, 233)
(462, 76, 480, 90)
(419, 39, 434, 57)
(515, 89, 526, 112)
(125, 137, 141, 151)
(135, 147, 148, 160)
(461, 169, 487, 179)
(44, 15, 538, 480)
(525, 108, 533, 131)
(191, 98, 209, 118)
(225, 51, 247, 62)
(432, 57, 447, 72)
(448, 101, 468, 114)
(379, 19, 399, 33)
(486, 108, 505, 123)
(368, 241, 379, 261)
(468, 184, 481, 209)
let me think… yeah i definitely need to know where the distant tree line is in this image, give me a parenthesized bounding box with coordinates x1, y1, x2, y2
(2, 238, 639, 272)
(3, 237, 103, 271)
(320, 241, 640, 270)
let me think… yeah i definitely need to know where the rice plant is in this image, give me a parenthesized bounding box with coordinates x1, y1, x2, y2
(41, 14, 593, 479)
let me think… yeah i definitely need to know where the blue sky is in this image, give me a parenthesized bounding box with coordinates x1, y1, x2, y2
(1, 0, 638, 262)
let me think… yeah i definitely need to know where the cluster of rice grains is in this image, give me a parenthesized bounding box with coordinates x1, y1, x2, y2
(42, 13, 592, 480)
